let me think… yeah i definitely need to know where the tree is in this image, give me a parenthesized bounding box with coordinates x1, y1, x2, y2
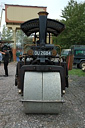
(53, 0, 85, 49)
(1, 25, 13, 41)
(16, 30, 33, 49)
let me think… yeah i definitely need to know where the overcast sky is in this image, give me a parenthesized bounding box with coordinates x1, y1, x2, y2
(0, 0, 85, 31)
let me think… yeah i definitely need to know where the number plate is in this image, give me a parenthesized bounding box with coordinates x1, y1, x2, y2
(33, 50, 51, 56)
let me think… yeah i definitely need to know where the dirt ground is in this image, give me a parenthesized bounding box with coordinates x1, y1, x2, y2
(0, 62, 85, 128)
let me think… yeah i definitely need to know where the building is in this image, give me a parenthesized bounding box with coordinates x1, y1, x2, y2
(5, 4, 47, 61)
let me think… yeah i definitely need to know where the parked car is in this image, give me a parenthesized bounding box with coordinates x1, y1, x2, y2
(70, 45, 85, 69)
(61, 49, 71, 58)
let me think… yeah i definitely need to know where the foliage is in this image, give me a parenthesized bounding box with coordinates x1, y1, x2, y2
(1, 25, 33, 47)
(53, 0, 85, 49)
(68, 68, 85, 76)
(16, 30, 33, 48)
(1, 25, 13, 41)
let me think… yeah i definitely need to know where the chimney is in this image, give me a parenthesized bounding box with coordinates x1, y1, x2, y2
(38, 11, 48, 46)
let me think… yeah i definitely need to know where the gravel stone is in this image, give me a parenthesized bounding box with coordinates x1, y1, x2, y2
(0, 62, 85, 128)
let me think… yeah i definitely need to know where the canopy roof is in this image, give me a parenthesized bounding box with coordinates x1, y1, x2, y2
(21, 18, 65, 37)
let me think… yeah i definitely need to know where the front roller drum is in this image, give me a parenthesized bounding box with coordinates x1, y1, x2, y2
(22, 72, 64, 113)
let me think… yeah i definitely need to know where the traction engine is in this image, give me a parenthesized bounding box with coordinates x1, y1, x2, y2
(15, 12, 68, 113)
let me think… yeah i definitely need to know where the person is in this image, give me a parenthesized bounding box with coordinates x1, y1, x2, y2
(16, 50, 21, 62)
(0, 52, 2, 65)
(0, 48, 9, 77)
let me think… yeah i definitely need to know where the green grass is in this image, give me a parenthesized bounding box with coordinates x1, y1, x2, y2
(68, 69, 85, 76)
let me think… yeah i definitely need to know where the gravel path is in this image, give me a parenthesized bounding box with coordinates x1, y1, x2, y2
(0, 62, 85, 128)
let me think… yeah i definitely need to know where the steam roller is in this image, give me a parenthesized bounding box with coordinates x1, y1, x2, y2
(15, 11, 69, 113)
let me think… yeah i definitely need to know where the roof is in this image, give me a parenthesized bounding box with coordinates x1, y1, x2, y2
(5, 4, 47, 9)
(21, 18, 65, 37)
(71, 45, 85, 50)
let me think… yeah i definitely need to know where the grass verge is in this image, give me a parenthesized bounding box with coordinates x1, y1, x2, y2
(68, 69, 85, 77)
